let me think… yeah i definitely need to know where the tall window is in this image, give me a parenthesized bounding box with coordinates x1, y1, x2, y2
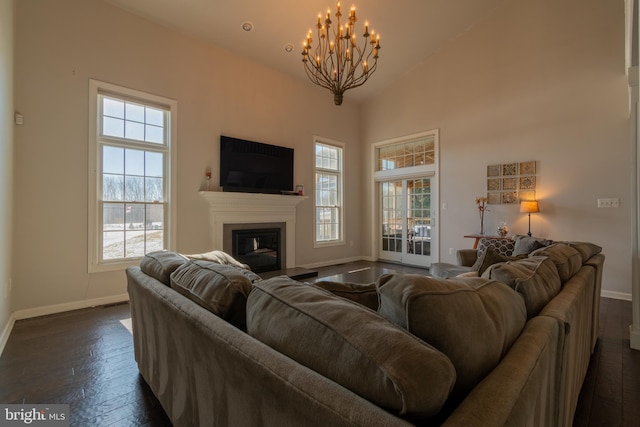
(314, 139, 343, 245)
(88, 80, 177, 273)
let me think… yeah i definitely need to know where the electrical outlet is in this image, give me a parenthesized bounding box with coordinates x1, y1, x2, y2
(449, 248, 454, 255)
(597, 198, 620, 208)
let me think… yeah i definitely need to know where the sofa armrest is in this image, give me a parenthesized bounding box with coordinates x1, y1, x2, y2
(457, 249, 478, 267)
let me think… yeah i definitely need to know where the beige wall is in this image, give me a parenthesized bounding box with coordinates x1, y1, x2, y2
(0, 0, 15, 337)
(12, 0, 362, 312)
(363, 0, 631, 296)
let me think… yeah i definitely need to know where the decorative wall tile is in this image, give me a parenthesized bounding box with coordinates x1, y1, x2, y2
(502, 163, 518, 176)
(518, 190, 536, 201)
(520, 176, 536, 190)
(519, 161, 536, 175)
(502, 191, 518, 204)
(487, 164, 501, 177)
(502, 178, 517, 190)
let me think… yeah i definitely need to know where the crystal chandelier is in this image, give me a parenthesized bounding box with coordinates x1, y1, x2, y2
(302, 2, 380, 106)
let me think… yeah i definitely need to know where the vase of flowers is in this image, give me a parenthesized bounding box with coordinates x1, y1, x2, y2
(475, 196, 489, 235)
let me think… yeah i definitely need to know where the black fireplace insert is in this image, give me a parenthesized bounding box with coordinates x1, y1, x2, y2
(231, 228, 281, 273)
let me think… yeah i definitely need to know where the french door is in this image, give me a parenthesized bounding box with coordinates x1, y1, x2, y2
(380, 177, 434, 266)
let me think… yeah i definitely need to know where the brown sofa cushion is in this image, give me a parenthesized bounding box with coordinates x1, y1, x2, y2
(140, 251, 187, 285)
(482, 256, 562, 317)
(376, 274, 526, 401)
(312, 280, 379, 311)
(170, 260, 258, 330)
(530, 243, 582, 283)
(246, 276, 456, 420)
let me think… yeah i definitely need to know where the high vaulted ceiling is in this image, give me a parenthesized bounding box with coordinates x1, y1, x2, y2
(103, 0, 507, 103)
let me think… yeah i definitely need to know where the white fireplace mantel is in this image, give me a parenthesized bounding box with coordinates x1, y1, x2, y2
(199, 191, 307, 268)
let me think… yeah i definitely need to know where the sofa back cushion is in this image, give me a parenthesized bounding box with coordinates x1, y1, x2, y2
(482, 256, 562, 317)
(376, 274, 526, 401)
(246, 276, 456, 420)
(557, 241, 602, 263)
(530, 243, 582, 283)
(140, 251, 188, 285)
(170, 260, 259, 330)
(312, 280, 379, 311)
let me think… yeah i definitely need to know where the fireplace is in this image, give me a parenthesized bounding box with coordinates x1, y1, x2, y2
(232, 228, 281, 273)
(200, 191, 307, 270)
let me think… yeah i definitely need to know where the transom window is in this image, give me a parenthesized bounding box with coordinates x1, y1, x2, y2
(314, 139, 344, 245)
(88, 80, 177, 272)
(377, 135, 435, 171)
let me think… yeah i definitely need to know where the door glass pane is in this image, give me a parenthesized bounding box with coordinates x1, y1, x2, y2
(408, 178, 431, 256)
(381, 181, 402, 253)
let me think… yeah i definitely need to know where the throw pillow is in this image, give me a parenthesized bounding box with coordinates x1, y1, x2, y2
(247, 276, 456, 421)
(185, 250, 252, 271)
(476, 238, 515, 257)
(471, 247, 526, 275)
(312, 280, 379, 311)
(376, 274, 526, 402)
(170, 260, 258, 330)
(140, 251, 188, 286)
(512, 236, 546, 256)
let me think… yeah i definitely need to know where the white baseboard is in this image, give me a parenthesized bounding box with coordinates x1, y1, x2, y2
(13, 293, 130, 321)
(600, 290, 632, 301)
(0, 313, 16, 357)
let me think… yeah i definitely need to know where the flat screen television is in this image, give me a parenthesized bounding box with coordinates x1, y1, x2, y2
(219, 135, 294, 194)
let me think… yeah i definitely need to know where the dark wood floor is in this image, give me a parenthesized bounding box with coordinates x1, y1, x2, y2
(0, 260, 637, 426)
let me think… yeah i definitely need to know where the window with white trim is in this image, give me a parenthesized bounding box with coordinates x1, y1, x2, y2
(88, 80, 177, 272)
(314, 139, 343, 245)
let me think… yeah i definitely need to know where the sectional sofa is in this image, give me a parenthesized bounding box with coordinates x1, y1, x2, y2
(126, 238, 604, 426)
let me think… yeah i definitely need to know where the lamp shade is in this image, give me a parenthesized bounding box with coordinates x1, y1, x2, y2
(520, 200, 540, 213)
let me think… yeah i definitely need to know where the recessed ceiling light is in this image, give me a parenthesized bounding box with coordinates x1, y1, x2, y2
(241, 21, 254, 32)
(284, 43, 294, 53)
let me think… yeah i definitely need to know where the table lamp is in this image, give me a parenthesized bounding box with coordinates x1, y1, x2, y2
(520, 200, 540, 237)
